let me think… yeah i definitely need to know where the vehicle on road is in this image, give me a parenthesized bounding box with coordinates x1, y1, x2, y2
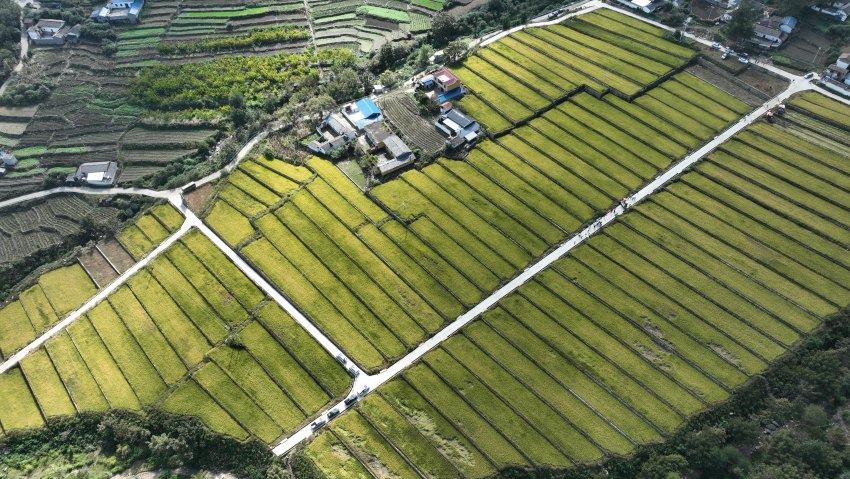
(327, 407, 340, 419)
(804, 72, 815, 79)
(310, 418, 326, 430)
(344, 395, 358, 407)
(359, 385, 370, 397)
(711, 42, 721, 50)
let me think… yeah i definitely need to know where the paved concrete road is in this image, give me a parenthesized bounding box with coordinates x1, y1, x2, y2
(271, 74, 816, 456)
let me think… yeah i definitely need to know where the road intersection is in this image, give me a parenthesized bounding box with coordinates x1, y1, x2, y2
(0, 2, 848, 456)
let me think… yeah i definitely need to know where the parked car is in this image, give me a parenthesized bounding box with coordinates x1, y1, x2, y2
(344, 395, 358, 407)
(327, 407, 340, 419)
(311, 418, 326, 430)
(711, 42, 722, 50)
(738, 56, 749, 64)
(359, 385, 370, 397)
(804, 72, 815, 79)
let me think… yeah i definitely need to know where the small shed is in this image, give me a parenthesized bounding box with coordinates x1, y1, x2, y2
(0, 150, 17, 167)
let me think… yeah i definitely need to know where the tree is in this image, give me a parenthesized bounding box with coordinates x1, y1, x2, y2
(416, 44, 433, 70)
(148, 434, 192, 468)
(443, 39, 468, 65)
(725, 0, 761, 43)
(637, 454, 688, 479)
(431, 12, 457, 46)
(327, 68, 363, 103)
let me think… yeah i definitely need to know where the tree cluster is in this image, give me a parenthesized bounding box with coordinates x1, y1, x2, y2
(0, 78, 52, 106)
(157, 26, 310, 56)
(0, 408, 280, 479)
(0, 0, 20, 84)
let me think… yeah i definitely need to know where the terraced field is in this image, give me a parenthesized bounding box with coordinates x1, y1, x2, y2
(0, 229, 351, 442)
(0, 203, 183, 363)
(452, 9, 698, 132)
(301, 92, 850, 478)
(310, 0, 437, 52)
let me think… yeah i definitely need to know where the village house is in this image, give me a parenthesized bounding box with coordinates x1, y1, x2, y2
(92, 0, 144, 23)
(811, 1, 850, 22)
(66, 161, 118, 187)
(27, 19, 80, 46)
(0, 150, 17, 174)
(342, 97, 384, 132)
(307, 113, 357, 155)
(752, 15, 796, 49)
(614, 0, 667, 13)
(363, 122, 393, 152)
(435, 107, 480, 149)
(376, 135, 415, 177)
(418, 69, 465, 104)
(822, 51, 850, 95)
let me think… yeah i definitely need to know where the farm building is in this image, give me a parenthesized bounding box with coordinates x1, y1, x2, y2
(614, 0, 667, 13)
(752, 16, 796, 49)
(811, 1, 850, 21)
(91, 0, 144, 23)
(67, 161, 118, 187)
(308, 113, 357, 155)
(435, 108, 480, 149)
(363, 122, 393, 151)
(342, 98, 384, 131)
(0, 150, 17, 167)
(419, 69, 466, 104)
(822, 51, 850, 94)
(376, 135, 415, 176)
(27, 19, 80, 45)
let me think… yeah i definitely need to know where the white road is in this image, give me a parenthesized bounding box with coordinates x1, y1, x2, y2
(0, 192, 193, 375)
(271, 74, 816, 456)
(1, 1, 847, 458)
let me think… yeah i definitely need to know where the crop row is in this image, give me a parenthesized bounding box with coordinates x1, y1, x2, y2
(302, 96, 850, 478)
(0, 230, 350, 441)
(205, 74, 745, 372)
(452, 9, 697, 130)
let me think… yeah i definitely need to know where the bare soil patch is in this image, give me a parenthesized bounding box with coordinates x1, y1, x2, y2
(98, 239, 135, 273)
(79, 246, 119, 287)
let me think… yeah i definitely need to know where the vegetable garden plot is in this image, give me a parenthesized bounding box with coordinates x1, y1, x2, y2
(0, 231, 349, 440)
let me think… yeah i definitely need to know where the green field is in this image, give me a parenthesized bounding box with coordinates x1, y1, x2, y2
(0, 231, 350, 442)
(302, 91, 850, 477)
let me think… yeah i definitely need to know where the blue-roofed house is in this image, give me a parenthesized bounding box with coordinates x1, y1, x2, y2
(92, 0, 144, 23)
(341, 97, 384, 131)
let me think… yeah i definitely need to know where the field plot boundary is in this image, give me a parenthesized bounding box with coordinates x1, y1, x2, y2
(0, 195, 188, 376)
(272, 75, 815, 456)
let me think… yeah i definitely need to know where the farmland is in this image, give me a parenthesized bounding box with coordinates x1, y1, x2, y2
(452, 10, 698, 132)
(0, 202, 183, 361)
(203, 67, 749, 373)
(0, 195, 120, 266)
(0, 229, 351, 443)
(302, 92, 850, 477)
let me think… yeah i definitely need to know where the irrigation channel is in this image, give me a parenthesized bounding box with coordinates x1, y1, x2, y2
(0, 3, 848, 456)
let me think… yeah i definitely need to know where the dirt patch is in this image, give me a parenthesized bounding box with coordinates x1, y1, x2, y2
(690, 0, 725, 21)
(79, 247, 118, 288)
(185, 182, 215, 214)
(778, 24, 832, 70)
(365, 17, 401, 31)
(736, 68, 789, 97)
(687, 62, 771, 106)
(98, 238, 135, 273)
